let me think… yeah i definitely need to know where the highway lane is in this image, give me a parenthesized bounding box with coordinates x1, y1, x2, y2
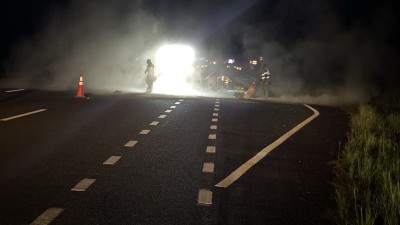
(215, 103, 349, 224)
(0, 90, 186, 224)
(52, 97, 217, 225)
(0, 89, 349, 224)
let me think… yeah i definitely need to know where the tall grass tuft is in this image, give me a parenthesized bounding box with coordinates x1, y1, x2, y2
(335, 99, 400, 225)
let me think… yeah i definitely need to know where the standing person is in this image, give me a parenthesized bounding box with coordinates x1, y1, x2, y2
(261, 65, 270, 98)
(145, 59, 155, 93)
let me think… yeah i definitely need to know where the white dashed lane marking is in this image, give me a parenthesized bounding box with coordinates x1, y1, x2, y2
(30, 207, 64, 225)
(103, 156, 121, 165)
(158, 115, 167, 119)
(165, 110, 172, 113)
(150, 121, 159, 126)
(139, 130, 151, 134)
(124, 140, 138, 147)
(198, 99, 219, 207)
(170, 106, 176, 108)
(1, 109, 47, 121)
(175, 102, 181, 104)
(206, 146, 216, 153)
(71, 178, 96, 192)
(202, 163, 215, 173)
(197, 189, 212, 206)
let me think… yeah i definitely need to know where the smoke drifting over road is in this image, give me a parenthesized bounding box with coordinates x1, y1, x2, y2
(4, 0, 162, 91)
(3, 0, 258, 93)
(3, 0, 399, 105)
(238, 0, 400, 105)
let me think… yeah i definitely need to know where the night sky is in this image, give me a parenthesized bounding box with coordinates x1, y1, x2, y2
(1, 0, 399, 101)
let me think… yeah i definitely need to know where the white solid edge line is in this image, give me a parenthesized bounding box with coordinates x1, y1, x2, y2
(215, 104, 319, 188)
(30, 207, 64, 225)
(1, 109, 47, 121)
(5, 88, 26, 93)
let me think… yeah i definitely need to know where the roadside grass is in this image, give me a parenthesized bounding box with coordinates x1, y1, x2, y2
(335, 94, 400, 225)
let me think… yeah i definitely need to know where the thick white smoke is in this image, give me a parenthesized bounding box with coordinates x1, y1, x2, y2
(3, 0, 399, 105)
(4, 0, 162, 92)
(242, 0, 400, 105)
(207, 0, 400, 105)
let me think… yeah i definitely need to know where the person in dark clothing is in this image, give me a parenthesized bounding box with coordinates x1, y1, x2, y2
(261, 65, 270, 98)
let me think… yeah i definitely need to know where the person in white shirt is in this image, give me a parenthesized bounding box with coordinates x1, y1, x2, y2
(145, 59, 155, 93)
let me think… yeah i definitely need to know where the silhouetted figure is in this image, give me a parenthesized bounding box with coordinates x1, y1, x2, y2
(145, 59, 155, 93)
(261, 66, 270, 98)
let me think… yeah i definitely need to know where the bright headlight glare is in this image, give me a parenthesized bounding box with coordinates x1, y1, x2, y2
(153, 44, 196, 95)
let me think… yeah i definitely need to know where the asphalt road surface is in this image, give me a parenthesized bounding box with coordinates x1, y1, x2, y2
(0, 89, 349, 225)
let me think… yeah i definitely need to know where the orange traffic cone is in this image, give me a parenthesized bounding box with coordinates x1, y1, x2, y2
(75, 74, 85, 98)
